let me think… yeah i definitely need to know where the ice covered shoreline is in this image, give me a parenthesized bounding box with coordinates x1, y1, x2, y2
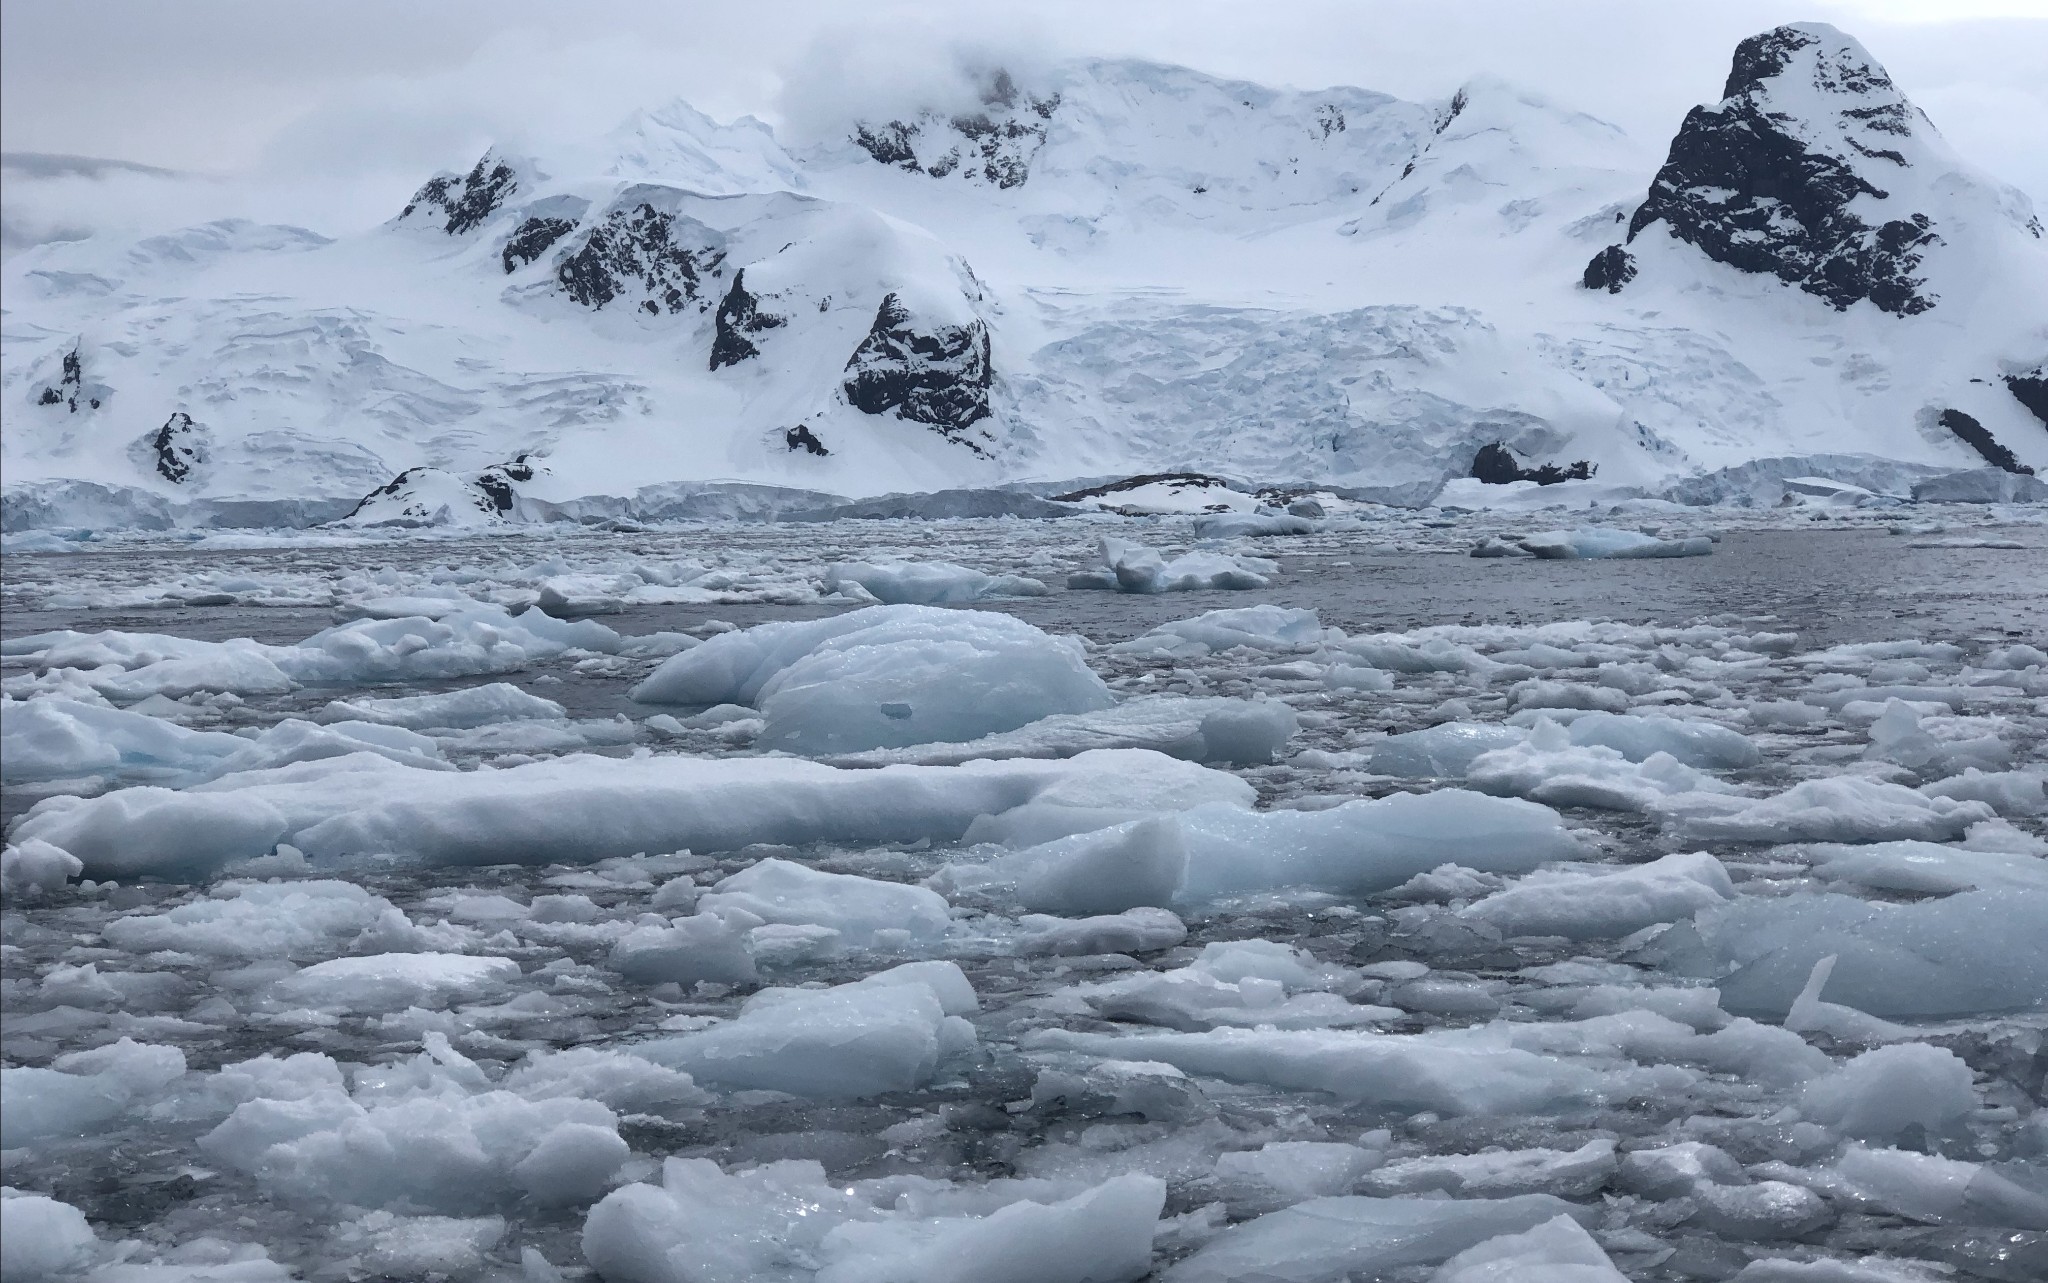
(2, 510, 2045, 1282)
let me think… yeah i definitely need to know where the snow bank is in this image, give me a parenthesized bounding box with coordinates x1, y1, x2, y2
(632, 604, 1111, 753)
(824, 560, 1048, 603)
(1068, 537, 1276, 593)
(13, 746, 1243, 878)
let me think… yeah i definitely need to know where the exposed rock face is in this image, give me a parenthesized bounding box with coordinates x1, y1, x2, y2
(145, 412, 205, 483)
(341, 458, 539, 526)
(1938, 409, 2032, 475)
(399, 151, 521, 235)
(2007, 365, 2048, 429)
(1470, 442, 1596, 485)
(554, 189, 726, 315)
(841, 293, 994, 447)
(709, 270, 787, 370)
(1581, 245, 1637, 293)
(34, 345, 98, 413)
(502, 216, 577, 273)
(1588, 24, 1945, 314)
(785, 425, 829, 456)
(851, 69, 1060, 189)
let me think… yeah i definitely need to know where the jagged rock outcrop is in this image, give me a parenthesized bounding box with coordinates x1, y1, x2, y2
(1938, 409, 2032, 475)
(1470, 442, 1596, 485)
(1587, 24, 1948, 314)
(33, 345, 99, 413)
(841, 293, 994, 446)
(399, 151, 521, 235)
(2007, 365, 2048, 429)
(340, 457, 540, 526)
(852, 70, 1060, 189)
(709, 270, 786, 369)
(141, 412, 205, 483)
(554, 188, 726, 315)
(502, 217, 577, 273)
(785, 425, 829, 456)
(1580, 246, 1637, 293)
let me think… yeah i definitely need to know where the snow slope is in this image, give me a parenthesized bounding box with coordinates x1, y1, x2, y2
(3, 24, 2044, 527)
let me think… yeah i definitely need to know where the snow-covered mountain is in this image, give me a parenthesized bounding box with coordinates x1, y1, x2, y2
(4, 22, 2044, 527)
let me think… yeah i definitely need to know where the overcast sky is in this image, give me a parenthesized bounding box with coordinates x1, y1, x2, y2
(3, 0, 2045, 217)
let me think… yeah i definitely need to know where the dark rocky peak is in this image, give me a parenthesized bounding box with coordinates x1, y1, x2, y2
(141, 412, 206, 483)
(850, 68, 1059, 189)
(553, 187, 727, 316)
(33, 343, 101, 413)
(474, 454, 541, 513)
(842, 292, 995, 450)
(1584, 23, 1950, 315)
(341, 457, 542, 526)
(501, 196, 590, 275)
(709, 269, 788, 370)
(2004, 363, 2048, 429)
(398, 149, 525, 235)
(785, 424, 830, 456)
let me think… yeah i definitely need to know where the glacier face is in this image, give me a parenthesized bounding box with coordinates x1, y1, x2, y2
(3, 24, 2046, 525)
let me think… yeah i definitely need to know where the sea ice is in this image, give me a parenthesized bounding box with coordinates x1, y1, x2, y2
(1068, 537, 1276, 593)
(1466, 720, 1734, 812)
(1460, 851, 1734, 939)
(317, 681, 566, 729)
(270, 952, 520, 1012)
(1429, 1215, 1627, 1283)
(1665, 776, 1996, 844)
(823, 560, 1048, 603)
(1163, 1194, 1586, 1283)
(0, 1190, 98, 1282)
(1108, 604, 1325, 657)
(1516, 527, 1714, 559)
(698, 858, 953, 948)
(1798, 1044, 1977, 1141)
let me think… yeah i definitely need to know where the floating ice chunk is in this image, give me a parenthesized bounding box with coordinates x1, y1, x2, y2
(1109, 605, 1324, 657)
(317, 682, 566, 730)
(1468, 721, 1731, 812)
(271, 952, 519, 1012)
(814, 1173, 1163, 1283)
(1616, 1141, 1748, 1200)
(16, 746, 1245, 879)
(1794, 839, 2048, 894)
(1863, 700, 2010, 772)
(1213, 1142, 1381, 1212)
(1069, 537, 1275, 593)
(1921, 767, 2045, 815)
(337, 1212, 509, 1277)
(1429, 1214, 1626, 1283)
(699, 859, 952, 949)
(501, 1047, 709, 1116)
(1665, 776, 1995, 844)
(1174, 790, 1583, 899)
(1654, 889, 2048, 1018)
(0, 1189, 98, 1282)
(1549, 711, 1760, 768)
(1983, 643, 2048, 670)
(823, 696, 1297, 769)
(0, 837, 81, 897)
(1729, 1255, 1960, 1281)
(1072, 938, 1384, 1031)
(0, 1038, 188, 1147)
(203, 718, 450, 778)
(1369, 723, 1529, 778)
(1190, 512, 1316, 537)
(582, 1157, 869, 1283)
(609, 914, 759, 985)
(1324, 664, 1394, 692)
(105, 879, 403, 958)
(514, 1123, 633, 1207)
(1509, 681, 1632, 714)
(823, 561, 1048, 604)
(1364, 1141, 1617, 1199)
(1014, 908, 1187, 956)
(1690, 1180, 1833, 1240)
(1010, 817, 1188, 916)
(1516, 527, 1713, 559)
(1025, 1024, 1660, 1116)
(1831, 1144, 2048, 1229)
(1798, 1044, 1976, 1141)
(0, 696, 246, 781)
(1162, 1194, 1583, 1283)
(636, 963, 977, 1098)
(1031, 1060, 1207, 1123)
(1460, 852, 1734, 939)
